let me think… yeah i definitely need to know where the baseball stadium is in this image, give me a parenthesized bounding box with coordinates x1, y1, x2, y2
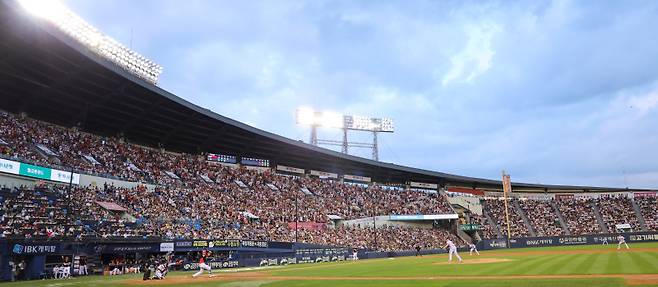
(0, 0, 657, 286)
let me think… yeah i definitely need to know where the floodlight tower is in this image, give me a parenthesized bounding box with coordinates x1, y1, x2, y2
(296, 108, 394, 161)
(17, 0, 163, 84)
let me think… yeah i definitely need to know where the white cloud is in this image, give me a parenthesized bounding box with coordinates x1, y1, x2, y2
(627, 88, 658, 115)
(442, 22, 500, 86)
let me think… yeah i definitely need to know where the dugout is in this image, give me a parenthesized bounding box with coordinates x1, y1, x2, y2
(0, 238, 352, 282)
(0, 243, 71, 281)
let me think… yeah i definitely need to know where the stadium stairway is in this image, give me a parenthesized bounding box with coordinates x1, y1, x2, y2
(76, 252, 102, 275)
(457, 228, 474, 244)
(630, 198, 649, 231)
(512, 200, 536, 237)
(446, 195, 482, 215)
(439, 191, 463, 215)
(549, 201, 571, 235)
(591, 202, 609, 232)
(482, 204, 504, 238)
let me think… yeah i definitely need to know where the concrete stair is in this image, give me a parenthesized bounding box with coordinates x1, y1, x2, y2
(446, 195, 482, 215)
(85, 253, 103, 275)
(631, 198, 649, 231)
(512, 199, 536, 237)
(482, 202, 504, 238)
(456, 228, 474, 244)
(591, 202, 609, 233)
(549, 201, 571, 235)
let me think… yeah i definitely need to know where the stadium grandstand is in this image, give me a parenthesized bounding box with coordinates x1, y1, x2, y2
(0, 0, 657, 282)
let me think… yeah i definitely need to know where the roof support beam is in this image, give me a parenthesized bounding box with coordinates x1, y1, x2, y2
(200, 126, 228, 152)
(119, 100, 163, 133)
(160, 113, 198, 149)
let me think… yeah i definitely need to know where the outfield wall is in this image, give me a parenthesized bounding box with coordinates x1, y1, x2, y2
(478, 231, 658, 250)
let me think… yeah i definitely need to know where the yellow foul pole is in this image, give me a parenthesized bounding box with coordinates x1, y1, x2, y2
(502, 170, 513, 248)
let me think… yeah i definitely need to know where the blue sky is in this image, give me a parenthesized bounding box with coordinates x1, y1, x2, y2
(62, 0, 658, 188)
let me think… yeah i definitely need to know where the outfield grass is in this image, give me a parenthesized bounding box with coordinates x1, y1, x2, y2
(3, 242, 658, 287)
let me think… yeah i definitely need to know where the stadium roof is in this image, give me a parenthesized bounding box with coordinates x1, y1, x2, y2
(0, 0, 647, 193)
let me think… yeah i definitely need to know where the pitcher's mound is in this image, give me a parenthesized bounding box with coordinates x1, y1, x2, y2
(433, 258, 513, 265)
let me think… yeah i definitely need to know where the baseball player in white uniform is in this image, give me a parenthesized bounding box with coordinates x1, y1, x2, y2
(443, 239, 463, 263)
(617, 235, 629, 250)
(78, 256, 88, 276)
(61, 258, 71, 279)
(352, 248, 359, 260)
(53, 265, 62, 279)
(468, 243, 480, 255)
(60, 265, 70, 279)
(602, 237, 609, 245)
(154, 263, 168, 279)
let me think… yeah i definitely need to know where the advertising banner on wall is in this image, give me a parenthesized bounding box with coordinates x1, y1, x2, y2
(50, 169, 80, 184)
(95, 243, 161, 253)
(0, 159, 80, 184)
(0, 158, 20, 175)
(481, 239, 508, 249)
(310, 170, 338, 179)
(389, 214, 458, 220)
(634, 192, 658, 198)
(287, 222, 327, 230)
(460, 224, 482, 231)
(447, 187, 484, 196)
(294, 248, 349, 263)
(276, 165, 305, 174)
(480, 231, 658, 250)
(173, 239, 275, 251)
(21, 163, 51, 180)
(554, 194, 574, 200)
(159, 242, 174, 252)
(11, 243, 59, 255)
(409, 181, 438, 189)
(183, 260, 240, 270)
(343, 174, 371, 183)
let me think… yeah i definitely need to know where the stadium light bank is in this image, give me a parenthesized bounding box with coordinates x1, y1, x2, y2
(295, 107, 394, 161)
(17, 0, 163, 85)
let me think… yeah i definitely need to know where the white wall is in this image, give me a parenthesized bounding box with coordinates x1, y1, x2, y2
(340, 216, 434, 229)
(447, 196, 482, 215)
(79, 174, 156, 191)
(0, 173, 39, 189)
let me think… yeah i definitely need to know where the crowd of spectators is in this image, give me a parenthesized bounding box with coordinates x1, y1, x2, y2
(0, 111, 461, 250)
(555, 198, 602, 235)
(0, 184, 86, 239)
(293, 225, 460, 251)
(476, 196, 648, 239)
(517, 199, 564, 236)
(635, 196, 658, 231)
(2, 112, 658, 249)
(0, 112, 452, 215)
(596, 196, 641, 233)
(0, 182, 460, 250)
(481, 198, 530, 238)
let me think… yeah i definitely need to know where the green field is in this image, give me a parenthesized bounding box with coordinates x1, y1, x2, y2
(5, 242, 658, 287)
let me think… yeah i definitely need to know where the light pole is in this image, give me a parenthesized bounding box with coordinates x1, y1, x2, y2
(295, 108, 394, 161)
